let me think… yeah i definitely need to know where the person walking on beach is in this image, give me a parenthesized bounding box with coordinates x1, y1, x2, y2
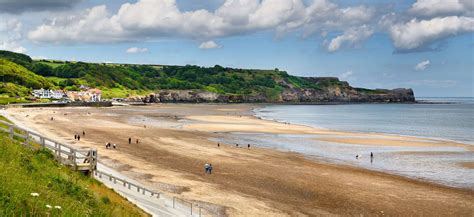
(236, 143, 239, 148)
(136, 139, 139, 144)
(128, 137, 131, 144)
(77, 135, 80, 141)
(74, 134, 77, 140)
(248, 144, 250, 149)
(370, 152, 374, 163)
(83, 131, 85, 136)
(217, 142, 220, 148)
(209, 164, 213, 174)
(204, 163, 210, 174)
(113, 144, 116, 149)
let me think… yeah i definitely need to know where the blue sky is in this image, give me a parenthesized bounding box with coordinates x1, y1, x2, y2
(0, 0, 473, 97)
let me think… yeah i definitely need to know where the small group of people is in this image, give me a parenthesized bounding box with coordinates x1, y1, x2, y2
(355, 152, 374, 163)
(217, 142, 251, 149)
(128, 137, 139, 145)
(235, 143, 251, 149)
(74, 131, 86, 141)
(204, 163, 213, 174)
(105, 142, 116, 149)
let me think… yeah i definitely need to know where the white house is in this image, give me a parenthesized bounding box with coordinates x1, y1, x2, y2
(32, 89, 66, 99)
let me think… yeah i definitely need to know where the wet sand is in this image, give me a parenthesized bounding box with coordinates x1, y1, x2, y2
(3, 104, 474, 216)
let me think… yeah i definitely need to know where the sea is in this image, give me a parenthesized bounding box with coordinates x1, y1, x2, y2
(216, 98, 474, 189)
(255, 97, 474, 144)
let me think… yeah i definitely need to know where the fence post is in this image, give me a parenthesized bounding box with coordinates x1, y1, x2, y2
(72, 150, 77, 170)
(24, 131, 30, 146)
(57, 143, 61, 160)
(9, 126, 13, 139)
(41, 137, 46, 148)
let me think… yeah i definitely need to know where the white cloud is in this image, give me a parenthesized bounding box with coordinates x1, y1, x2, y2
(409, 0, 470, 17)
(199, 40, 221, 49)
(0, 18, 27, 53)
(327, 25, 373, 52)
(389, 16, 474, 51)
(27, 0, 376, 53)
(126, 47, 148, 53)
(414, 60, 430, 71)
(340, 70, 353, 79)
(28, 5, 124, 43)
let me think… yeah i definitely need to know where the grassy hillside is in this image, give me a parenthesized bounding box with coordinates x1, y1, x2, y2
(0, 129, 148, 216)
(0, 50, 352, 102)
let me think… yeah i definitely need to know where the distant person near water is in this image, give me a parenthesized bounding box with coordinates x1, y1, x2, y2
(204, 163, 210, 174)
(248, 144, 250, 149)
(136, 139, 139, 144)
(236, 143, 239, 148)
(128, 137, 131, 144)
(83, 131, 85, 136)
(217, 142, 220, 147)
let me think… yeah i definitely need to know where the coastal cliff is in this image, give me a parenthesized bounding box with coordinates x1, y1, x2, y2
(143, 77, 415, 103)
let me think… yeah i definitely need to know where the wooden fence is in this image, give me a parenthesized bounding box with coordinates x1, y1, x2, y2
(0, 119, 215, 216)
(0, 120, 97, 174)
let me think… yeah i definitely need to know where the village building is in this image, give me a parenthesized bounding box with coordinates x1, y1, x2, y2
(32, 87, 101, 102)
(66, 88, 102, 102)
(32, 89, 67, 99)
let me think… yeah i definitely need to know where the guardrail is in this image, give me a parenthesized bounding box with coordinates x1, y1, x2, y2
(94, 170, 212, 217)
(0, 119, 97, 174)
(0, 119, 215, 216)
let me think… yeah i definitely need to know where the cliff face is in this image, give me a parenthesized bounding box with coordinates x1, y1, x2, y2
(142, 77, 415, 103)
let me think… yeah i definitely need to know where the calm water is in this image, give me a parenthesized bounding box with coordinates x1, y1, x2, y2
(255, 98, 474, 143)
(242, 98, 474, 188)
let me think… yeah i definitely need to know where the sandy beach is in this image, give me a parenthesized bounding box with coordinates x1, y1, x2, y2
(3, 104, 474, 216)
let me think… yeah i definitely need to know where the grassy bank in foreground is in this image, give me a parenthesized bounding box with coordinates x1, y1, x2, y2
(0, 132, 148, 216)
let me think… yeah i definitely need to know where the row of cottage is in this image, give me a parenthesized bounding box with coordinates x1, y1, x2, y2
(32, 87, 101, 102)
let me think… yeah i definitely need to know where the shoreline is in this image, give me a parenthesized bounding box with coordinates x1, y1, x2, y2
(252, 104, 474, 147)
(2, 104, 473, 216)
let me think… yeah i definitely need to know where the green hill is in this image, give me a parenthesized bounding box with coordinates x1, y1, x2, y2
(0, 128, 148, 216)
(0, 50, 336, 99)
(0, 50, 415, 103)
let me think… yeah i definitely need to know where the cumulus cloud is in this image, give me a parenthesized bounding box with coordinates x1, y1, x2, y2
(0, 0, 82, 14)
(414, 60, 430, 71)
(409, 0, 471, 17)
(389, 16, 474, 51)
(27, 0, 376, 51)
(340, 70, 353, 79)
(0, 18, 27, 53)
(126, 47, 148, 53)
(199, 40, 221, 49)
(327, 25, 373, 52)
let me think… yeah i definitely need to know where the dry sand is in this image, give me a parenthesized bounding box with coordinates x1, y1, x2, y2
(4, 104, 474, 216)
